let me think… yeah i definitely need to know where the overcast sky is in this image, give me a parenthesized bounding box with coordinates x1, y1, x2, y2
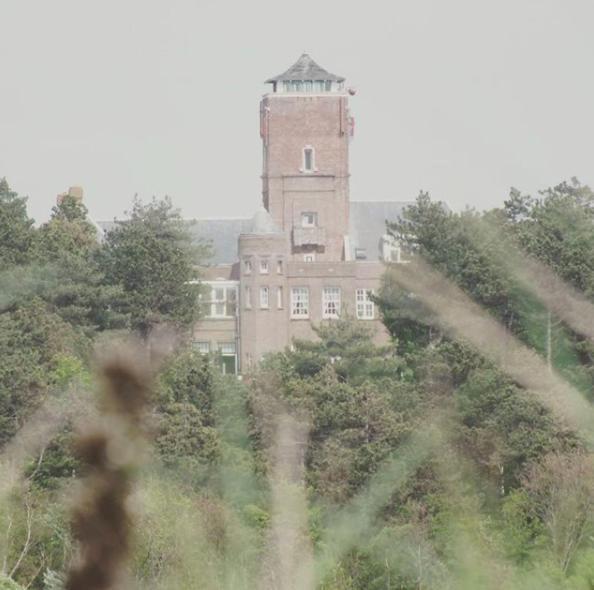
(1, 0, 593, 223)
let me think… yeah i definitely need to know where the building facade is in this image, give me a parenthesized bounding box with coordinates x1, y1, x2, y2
(193, 55, 411, 373)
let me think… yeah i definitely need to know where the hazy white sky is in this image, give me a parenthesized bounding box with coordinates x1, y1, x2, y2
(1, 0, 593, 223)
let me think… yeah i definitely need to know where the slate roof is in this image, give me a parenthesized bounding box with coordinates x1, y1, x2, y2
(97, 218, 252, 265)
(97, 201, 413, 266)
(266, 54, 345, 83)
(349, 201, 413, 260)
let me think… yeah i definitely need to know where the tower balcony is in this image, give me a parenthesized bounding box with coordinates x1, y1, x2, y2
(293, 226, 326, 247)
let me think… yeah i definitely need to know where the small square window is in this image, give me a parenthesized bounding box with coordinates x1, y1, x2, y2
(304, 254, 315, 262)
(301, 212, 317, 228)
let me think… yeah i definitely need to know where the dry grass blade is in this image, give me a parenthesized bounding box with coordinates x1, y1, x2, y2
(386, 259, 594, 441)
(65, 347, 151, 590)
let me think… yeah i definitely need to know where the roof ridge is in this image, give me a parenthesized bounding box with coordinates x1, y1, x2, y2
(266, 53, 345, 83)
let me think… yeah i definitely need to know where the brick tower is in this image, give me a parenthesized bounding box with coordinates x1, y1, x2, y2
(260, 54, 354, 262)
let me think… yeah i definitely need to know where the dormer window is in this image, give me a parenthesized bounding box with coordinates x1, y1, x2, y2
(302, 146, 315, 172)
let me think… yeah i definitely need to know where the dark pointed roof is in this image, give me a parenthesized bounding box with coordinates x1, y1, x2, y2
(266, 54, 345, 83)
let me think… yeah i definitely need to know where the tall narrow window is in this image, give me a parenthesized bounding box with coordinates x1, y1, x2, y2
(277, 286, 283, 309)
(303, 147, 314, 172)
(260, 259, 269, 274)
(277, 259, 283, 274)
(323, 287, 341, 319)
(218, 342, 237, 375)
(356, 289, 375, 320)
(245, 286, 252, 309)
(260, 286, 269, 309)
(291, 287, 309, 318)
(244, 259, 252, 274)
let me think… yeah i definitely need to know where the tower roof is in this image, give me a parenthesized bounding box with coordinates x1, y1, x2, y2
(265, 54, 345, 83)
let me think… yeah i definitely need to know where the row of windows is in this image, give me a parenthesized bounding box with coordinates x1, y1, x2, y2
(245, 286, 375, 320)
(201, 285, 376, 320)
(244, 257, 284, 275)
(282, 80, 335, 93)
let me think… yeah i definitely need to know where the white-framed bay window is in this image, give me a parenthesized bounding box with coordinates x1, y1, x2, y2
(291, 287, 309, 319)
(322, 287, 341, 319)
(201, 282, 238, 318)
(356, 288, 375, 320)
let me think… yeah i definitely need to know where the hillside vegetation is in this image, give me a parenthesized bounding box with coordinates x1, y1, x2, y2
(1, 177, 594, 589)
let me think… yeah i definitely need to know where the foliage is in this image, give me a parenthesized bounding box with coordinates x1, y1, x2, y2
(98, 197, 207, 337)
(0, 178, 35, 270)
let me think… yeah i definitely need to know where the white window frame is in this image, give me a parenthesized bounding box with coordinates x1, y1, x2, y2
(291, 287, 309, 319)
(322, 287, 341, 319)
(301, 146, 316, 173)
(356, 288, 375, 320)
(193, 341, 210, 354)
(260, 258, 269, 274)
(301, 212, 317, 228)
(217, 342, 237, 375)
(260, 286, 269, 309)
(202, 282, 238, 318)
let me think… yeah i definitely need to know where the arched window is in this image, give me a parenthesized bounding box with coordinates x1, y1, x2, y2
(302, 146, 315, 172)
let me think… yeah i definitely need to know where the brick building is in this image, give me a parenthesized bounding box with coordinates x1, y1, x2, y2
(193, 54, 411, 374)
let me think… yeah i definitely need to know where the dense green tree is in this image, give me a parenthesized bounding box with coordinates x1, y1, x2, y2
(33, 195, 124, 332)
(0, 178, 35, 270)
(0, 299, 86, 446)
(250, 318, 421, 503)
(99, 197, 207, 338)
